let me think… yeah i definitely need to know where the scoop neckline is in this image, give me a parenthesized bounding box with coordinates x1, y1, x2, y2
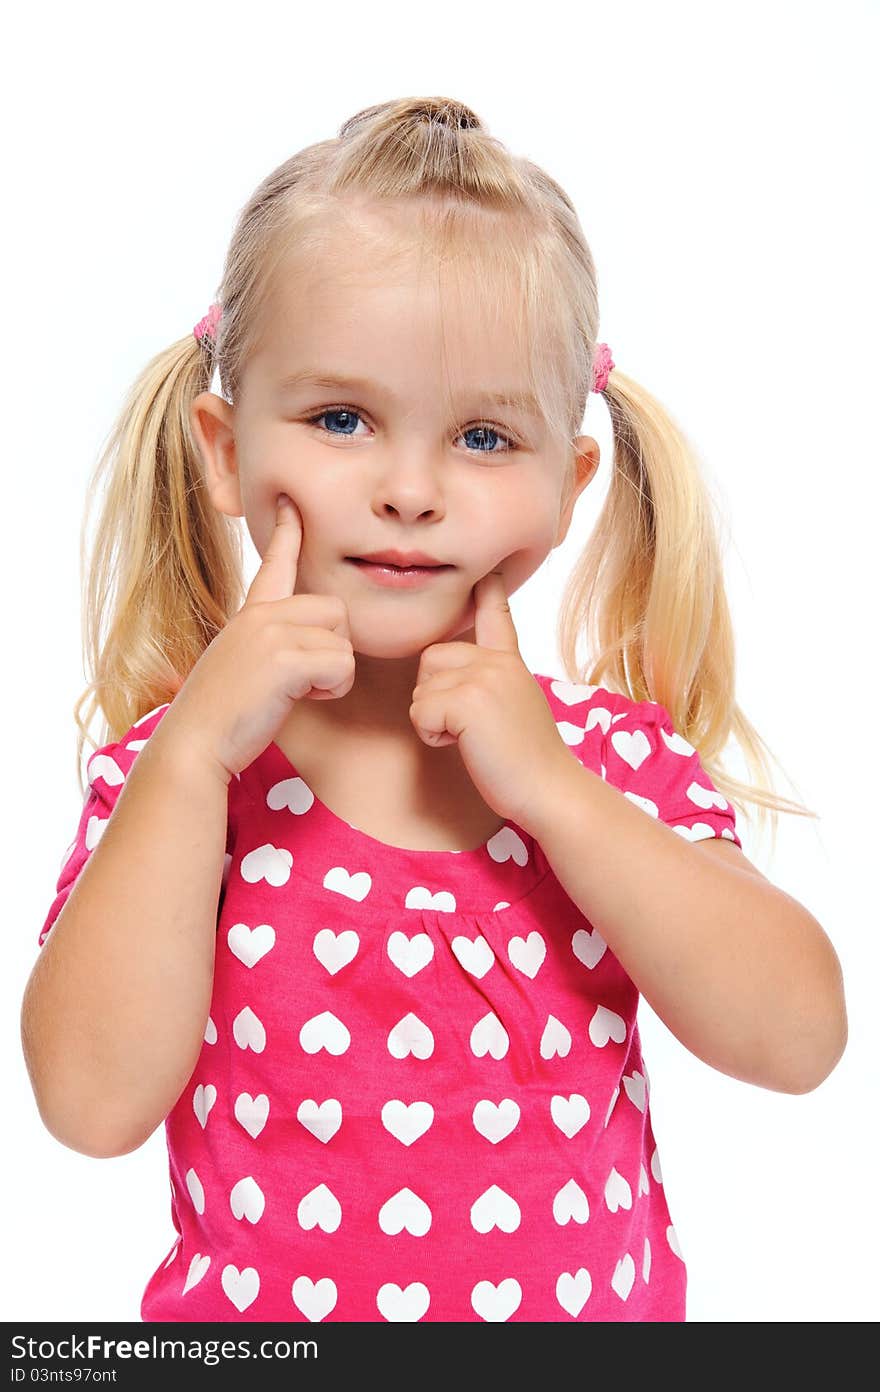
(261, 738, 532, 863)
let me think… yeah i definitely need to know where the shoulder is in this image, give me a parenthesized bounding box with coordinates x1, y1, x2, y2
(85, 702, 173, 799)
(531, 671, 742, 845)
(37, 703, 175, 951)
(530, 671, 661, 743)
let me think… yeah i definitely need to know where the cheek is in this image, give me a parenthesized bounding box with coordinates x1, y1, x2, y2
(495, 501, 559, 577)
(493, 546, 544, 600)
(491, 483, 558, 544)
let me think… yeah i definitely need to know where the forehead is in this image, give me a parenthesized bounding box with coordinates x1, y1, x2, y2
(253, 224, 538, 408)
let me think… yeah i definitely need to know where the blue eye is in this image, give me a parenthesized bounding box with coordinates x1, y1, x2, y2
(304, 406, 519, 455)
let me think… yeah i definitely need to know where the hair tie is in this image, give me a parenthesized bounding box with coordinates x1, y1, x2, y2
(591, 342, 614, 393)
(193, 303, 222, 345)
(193, 304, 614, 393)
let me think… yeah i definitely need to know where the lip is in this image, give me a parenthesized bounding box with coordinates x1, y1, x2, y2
(346, 558, 452, 588)
(352, 550, 450, 567)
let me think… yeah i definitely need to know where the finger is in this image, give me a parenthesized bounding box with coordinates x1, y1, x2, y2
(244, 493, 302, 607)
(473, 568, 519, 652)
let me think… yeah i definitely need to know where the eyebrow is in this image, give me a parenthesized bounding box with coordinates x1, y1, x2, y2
(276, 369, 543, 418)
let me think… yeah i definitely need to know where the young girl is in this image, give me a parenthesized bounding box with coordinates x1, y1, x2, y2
(21, 95, 846, 1324)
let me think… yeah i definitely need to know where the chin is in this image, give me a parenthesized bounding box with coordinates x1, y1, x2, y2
(352, 606, 476, 657)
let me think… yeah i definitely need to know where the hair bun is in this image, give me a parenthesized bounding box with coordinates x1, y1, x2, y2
(339, 96, 482, 140)
(408, 97, 480, 130)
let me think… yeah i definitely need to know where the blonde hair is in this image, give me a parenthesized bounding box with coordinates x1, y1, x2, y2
(73, 94, 815, 854)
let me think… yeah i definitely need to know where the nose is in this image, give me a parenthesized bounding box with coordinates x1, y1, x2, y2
(368, 447, 448, 522)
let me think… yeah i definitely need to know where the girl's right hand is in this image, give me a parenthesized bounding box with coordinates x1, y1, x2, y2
(156, 493, 356, 783)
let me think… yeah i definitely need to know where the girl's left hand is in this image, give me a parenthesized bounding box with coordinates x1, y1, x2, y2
(409, 570, 575, 835)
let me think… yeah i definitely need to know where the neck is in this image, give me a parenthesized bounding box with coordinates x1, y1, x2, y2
(309, 623, 477, 739)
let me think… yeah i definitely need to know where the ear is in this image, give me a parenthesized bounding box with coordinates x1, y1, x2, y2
(189, 391, 243, 518)
(554, 436, 600, 547)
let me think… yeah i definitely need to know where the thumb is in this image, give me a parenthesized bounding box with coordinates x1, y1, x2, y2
(243, 494, 302, 607)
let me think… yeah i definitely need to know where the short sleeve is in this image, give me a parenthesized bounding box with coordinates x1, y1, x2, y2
(36, 703, 178, 949)
(601, 698, 742, 847)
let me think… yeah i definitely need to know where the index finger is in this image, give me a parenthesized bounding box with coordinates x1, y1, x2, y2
(473, 568, 519, 652)
(243, 494, 302, 607)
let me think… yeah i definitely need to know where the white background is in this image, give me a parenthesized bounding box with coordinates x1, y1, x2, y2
(4, 0, 877, 1323)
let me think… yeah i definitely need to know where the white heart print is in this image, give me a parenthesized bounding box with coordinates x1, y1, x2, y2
(222, 1264, 260, 1312)
(386, 931, 434, 976)
(297, 1098, 342, 1143)
(651, 1146, 664, 1184)
(471, 1278, 522, 1322)
(470, 1185, 521, 1234)
(604, 1086, 619, 1128)
(404, 886, 456, 911)
(387, 1013, 434, 1059)
(234, 1093, 270, 1139)
(182, 1253, 210, 1295)
(382, 1100, 434, 1145)
(589, 1005, 626, 1047)
(185, 1167, 205, 1215)
(227, 921, 276, 967)
(556, 1267, 592, 1317)
(240, 842, 292, 886)
(487, 825, 529, 865)
(83, 814, 107, 853)
(540, 1014, 572, 1059)
(232, 1006, 266, 1053)
(472, 1098, 520, 1143)
(507, 931, 546, 978)
(604, 1167, 633, 1213)
(550, 1093, 590, 1138)
(667, 1224, 683, 1259)
(323, 866, 372, 901)
(686, 779, 728, 810)
(291, 1275, 337, 1322)
(299, 1011, 351, 1056)
(624, 791, 659, 817)
(612, 1253, 636, 1301)
(451, 934, 495, 978)
(297, 1183, 342, 1233)
(572, 926, 607, 969)
(470, 1012, 509, 1059)
(673, 821, 723, 842)
(552, 1178, 590, 1226)
(556, 718, 594, 747)
(192, 1083, 216, 1129)
(87, 752, 125, 788)
(660, 726, 695, 756)
(610, 728, 652, 770)
(550, 678, 600, 706)
(230, 1175, 265, 1224)
(622, 1071, 647, 1111)
(378, 1188, 432, 1236)
(267, 775, 315, 814)
(376, 1282, 430, 1322)
(312, 928, 359, 974)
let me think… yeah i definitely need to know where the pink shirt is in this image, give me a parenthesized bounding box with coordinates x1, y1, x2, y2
(38, 673, 741, 1322)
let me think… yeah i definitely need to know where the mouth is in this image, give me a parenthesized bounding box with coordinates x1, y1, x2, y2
(345, 557, 455, 587)
(346, 558, 454, 572)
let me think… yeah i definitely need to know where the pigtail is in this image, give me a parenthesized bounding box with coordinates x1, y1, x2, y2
(556, 367, 817, 854)
(72, 329, 246, 799)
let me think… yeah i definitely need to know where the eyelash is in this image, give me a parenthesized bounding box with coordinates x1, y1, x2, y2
(302, 405, 520, 455)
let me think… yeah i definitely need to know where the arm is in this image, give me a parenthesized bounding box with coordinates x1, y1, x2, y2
(529, 758, 847, 1094)
(20, 726, 229, 1158)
